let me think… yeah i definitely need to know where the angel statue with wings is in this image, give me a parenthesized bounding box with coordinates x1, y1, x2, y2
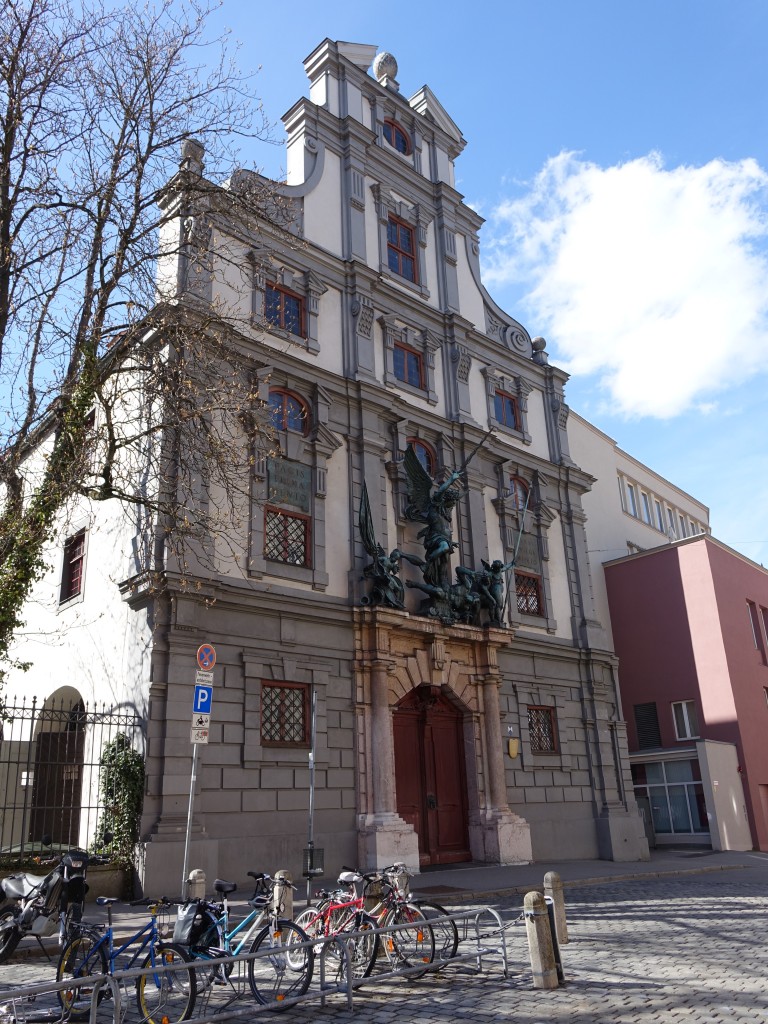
(358, 481, 424, 608)
(402, 443, 465, 590)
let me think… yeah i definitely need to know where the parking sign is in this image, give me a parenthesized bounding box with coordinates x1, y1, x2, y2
(193, 684, 213, 716)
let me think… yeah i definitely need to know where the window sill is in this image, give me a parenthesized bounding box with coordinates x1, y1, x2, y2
(491, 419, 531, 446)
(256, 319, 313, 351)
(57, 592, 85, 612)
(376, 266, 430, 301)
(387, 376, 436, 405)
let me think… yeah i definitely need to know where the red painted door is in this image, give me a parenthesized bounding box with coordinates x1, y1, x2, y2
(393, 689, 471, 866)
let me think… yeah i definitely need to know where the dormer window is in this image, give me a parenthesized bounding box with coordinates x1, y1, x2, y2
(383, 119, 411, 155)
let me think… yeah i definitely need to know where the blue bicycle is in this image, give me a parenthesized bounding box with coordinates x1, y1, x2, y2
(56, 896, 196, 1023)
(174, 872, 313, 1008)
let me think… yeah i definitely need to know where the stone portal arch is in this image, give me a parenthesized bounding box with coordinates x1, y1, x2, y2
(354, 607, 532, 870)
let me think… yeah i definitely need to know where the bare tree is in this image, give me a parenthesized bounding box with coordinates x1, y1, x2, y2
(0, 0, 286, 682)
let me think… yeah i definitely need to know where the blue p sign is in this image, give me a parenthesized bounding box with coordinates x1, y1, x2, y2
(194, 684, 213, 715)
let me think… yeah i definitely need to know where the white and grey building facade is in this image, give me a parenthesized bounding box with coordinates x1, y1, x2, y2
(6, 40, 651, 893)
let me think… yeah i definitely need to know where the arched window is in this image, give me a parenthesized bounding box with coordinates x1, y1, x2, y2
(268, 388, 310, 435)
(509, 476, 530, 511)
(383, 119, 411, 155)
(407, 438, 436, 476)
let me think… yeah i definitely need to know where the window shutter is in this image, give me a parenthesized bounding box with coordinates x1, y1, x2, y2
(634, 702, 662, 749)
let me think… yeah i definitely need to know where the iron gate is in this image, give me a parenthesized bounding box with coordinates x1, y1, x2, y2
(0, 695, 144, 863)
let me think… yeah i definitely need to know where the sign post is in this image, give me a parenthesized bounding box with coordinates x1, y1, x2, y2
(181, 644, 216, 898)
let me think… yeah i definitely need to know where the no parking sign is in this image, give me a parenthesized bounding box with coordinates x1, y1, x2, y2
(196, 643, 216, 671)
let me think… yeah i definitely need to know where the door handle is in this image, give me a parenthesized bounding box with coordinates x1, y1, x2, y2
(426, 794, 437, 810)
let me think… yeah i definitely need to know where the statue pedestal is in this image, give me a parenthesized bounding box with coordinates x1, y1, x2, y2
(358, 813, 420, 873)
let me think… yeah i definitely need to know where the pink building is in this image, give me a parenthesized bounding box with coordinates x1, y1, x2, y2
(605, 535, 767, 852)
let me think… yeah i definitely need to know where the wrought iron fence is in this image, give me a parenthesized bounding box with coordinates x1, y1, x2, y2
(0, 695, 144, 864)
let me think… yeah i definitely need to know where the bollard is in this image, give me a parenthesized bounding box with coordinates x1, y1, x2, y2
(274, 869, 293, 920)
(186, 868, 206, 900)
(523, 890, 560, 989)
(543, 871, 569, 944)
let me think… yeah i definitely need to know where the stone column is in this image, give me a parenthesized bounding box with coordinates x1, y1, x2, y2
(370, 660, 397, 815)
(357, 658, 420, 872)
(472, 674, 533, 866)
(483, 674, 511, 813)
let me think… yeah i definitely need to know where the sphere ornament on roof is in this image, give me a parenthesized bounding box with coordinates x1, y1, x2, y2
(373, 51, 398, 84)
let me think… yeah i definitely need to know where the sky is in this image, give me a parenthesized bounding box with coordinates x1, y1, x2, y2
(204, 0, 768, 567)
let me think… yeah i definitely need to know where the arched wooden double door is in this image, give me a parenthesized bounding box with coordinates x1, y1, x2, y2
(393, 688, 471, 866)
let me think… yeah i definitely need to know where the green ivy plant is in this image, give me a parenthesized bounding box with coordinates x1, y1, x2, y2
(96, 733, 145, 868)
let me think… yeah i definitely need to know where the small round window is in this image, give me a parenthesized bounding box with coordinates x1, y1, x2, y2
(383, 119, 411, 155)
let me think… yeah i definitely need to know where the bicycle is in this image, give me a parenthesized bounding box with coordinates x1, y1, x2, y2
(290, 877, 381, 983)
(293, 866, 433, 979)
(56, 896, 196, 1024)
(381, 863, 460, 965)
(173, 871, 313, 1009)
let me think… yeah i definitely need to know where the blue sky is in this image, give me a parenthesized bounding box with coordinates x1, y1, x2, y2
(207, 0, 768, 566)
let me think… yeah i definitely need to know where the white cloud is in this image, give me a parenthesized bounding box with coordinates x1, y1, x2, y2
(483, 152, 768, 418)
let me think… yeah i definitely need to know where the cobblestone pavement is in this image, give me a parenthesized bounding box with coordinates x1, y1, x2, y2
(1, 874, 767, 1023)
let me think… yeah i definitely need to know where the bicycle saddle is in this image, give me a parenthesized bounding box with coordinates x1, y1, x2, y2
(214, 878, 237, 895)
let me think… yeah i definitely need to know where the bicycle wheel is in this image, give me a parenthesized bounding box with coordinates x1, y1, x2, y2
(413, 900, 459, 963)
(247, 920, 314, 1009)
(292, 906, 324, 955)
(57, 931, 109, 1021)
(381, 903, 434, 976)
(136, 942, 197, 1024)
(337, 911, 379, 982)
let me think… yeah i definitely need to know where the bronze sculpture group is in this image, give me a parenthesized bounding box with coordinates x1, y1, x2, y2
(359, 442, 517, 627)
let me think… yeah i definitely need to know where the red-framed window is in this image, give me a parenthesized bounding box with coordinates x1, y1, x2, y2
(509, 476, 530, 511)
(494, 390, 520, 430)
(387, 216, 417, 283)
(60, 530, 86, 603)
(527, 706, 558, 753)
(265, 507, 311, 567)
(393, 343, 424, 389)
(406, 438, 436, 476)
(265, 283, 305, 337)
(261, 681, 310, 746)
(515, 571, 543, 616)
(383, 119, 411, 155)
(268, 388, 310, 435)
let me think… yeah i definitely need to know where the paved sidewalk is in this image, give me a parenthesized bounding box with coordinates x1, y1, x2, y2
(2, 865, 768, 1022)
(408, 845, 768, 899)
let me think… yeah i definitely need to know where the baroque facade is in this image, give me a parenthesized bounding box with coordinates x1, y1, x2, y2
(5, 40, 651, 893)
